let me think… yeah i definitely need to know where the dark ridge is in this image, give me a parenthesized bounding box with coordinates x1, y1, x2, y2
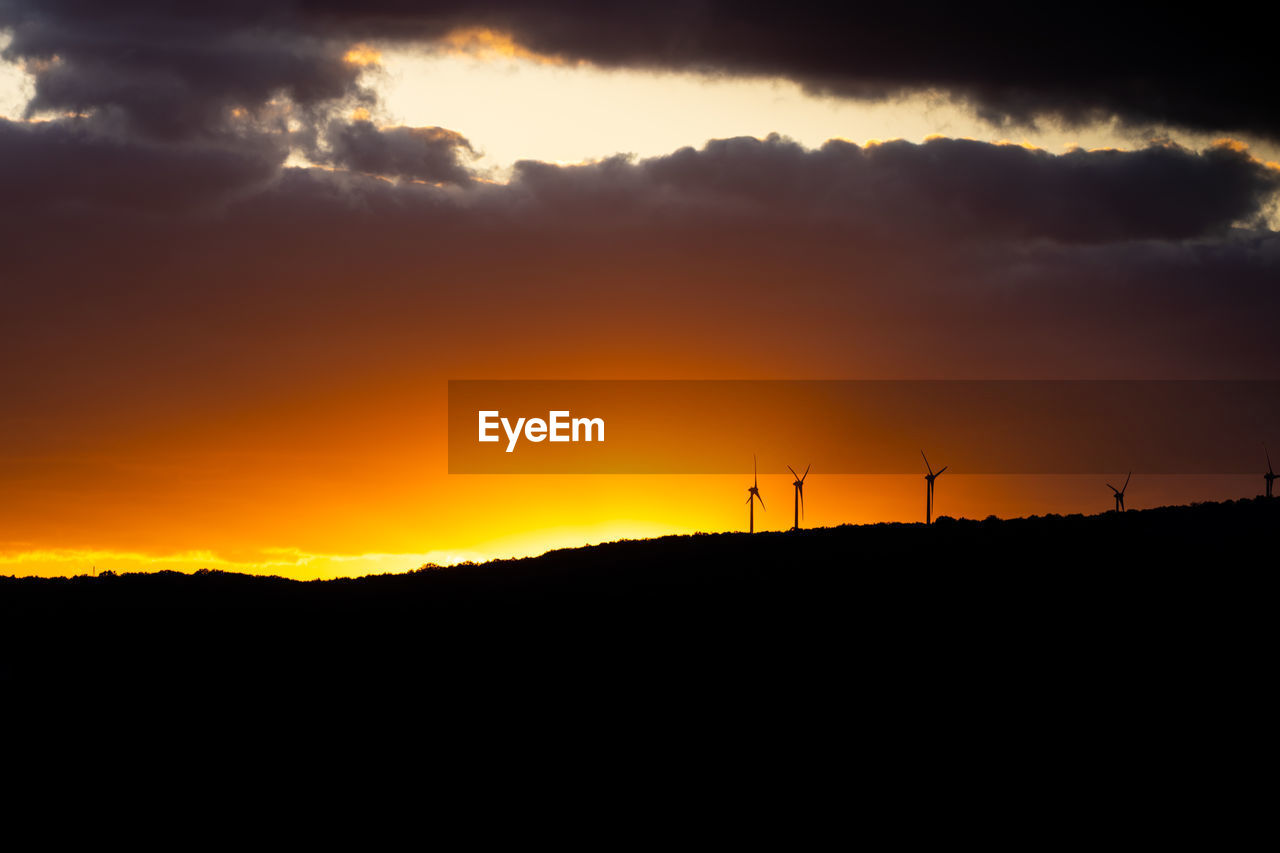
(2, 498, 1270, 747)
(4, 497, 1272, 609)
(4, 501, 1260, 821)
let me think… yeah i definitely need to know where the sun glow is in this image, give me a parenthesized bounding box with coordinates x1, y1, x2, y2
(0, 545, 481, 580)
(439, 27, 568, 64)
(343, 43, 382, 67)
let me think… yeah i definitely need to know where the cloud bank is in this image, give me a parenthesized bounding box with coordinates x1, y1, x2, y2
(3, 1, 1277, 140)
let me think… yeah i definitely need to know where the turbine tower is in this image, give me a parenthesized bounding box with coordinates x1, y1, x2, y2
(788, 464, 810, 530)
(1107, 472, 1131, 512)
(1265, 448, 1276, 498)
(922, 451, 947, 525)
(746, 454, 765, 533)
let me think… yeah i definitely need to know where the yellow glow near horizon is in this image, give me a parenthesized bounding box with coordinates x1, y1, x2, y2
(0, 545, 477, 580)
(3, 475, 1262, 578)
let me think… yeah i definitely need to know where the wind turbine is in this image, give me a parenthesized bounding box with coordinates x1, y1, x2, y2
(746, 454, 765, 533)
(788, 464, 810, 530)
(1107, 472, 1131, 512)
(1265, 448, 1276, 498)
(922, 451, 947, 525)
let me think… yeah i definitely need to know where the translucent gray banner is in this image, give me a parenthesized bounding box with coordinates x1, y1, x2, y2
(448, 380, 1280, 474)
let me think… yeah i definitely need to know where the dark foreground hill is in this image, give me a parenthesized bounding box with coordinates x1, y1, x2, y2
(4, 498, 1271, 674)
(5, 497, 1274, 609)
(4, 500, 1270, 817)
(10, 495, 1277, 583)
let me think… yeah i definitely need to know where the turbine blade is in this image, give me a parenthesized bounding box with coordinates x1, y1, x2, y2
(1122, 471, 1131, 493)
(787, 465, 798, 479)
(757, 494, 765, 510)
(799, 484, 805, 517)
(802, 463, 810, 481)
(1268, 446, 1274, 475)
(1106, 483, 1117, 492)
(936, 465, 948, 476)
(921, 451, 932, 475)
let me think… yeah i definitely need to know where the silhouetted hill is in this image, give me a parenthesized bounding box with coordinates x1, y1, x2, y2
(1, 499, 1269, 728)
(5, 498, 1272, 612)
(3, 495, 1269, 640)
(5, 499, 1269, 807)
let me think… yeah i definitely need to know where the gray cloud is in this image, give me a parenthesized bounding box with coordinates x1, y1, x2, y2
(0, 1, 368, 140)
(2, 2, 1276, 144)
(4, 118, 1275, 243)
(320, 119, 476, 184)
(510, 134, 1280, 243)
(4, 131, 1277, 386)
(0, 116, 284, 212)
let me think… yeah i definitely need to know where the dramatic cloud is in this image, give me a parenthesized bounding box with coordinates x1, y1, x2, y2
(2, 2, 1277, 142)
(0, 0, 369, 140)
(320, 119, 476, 184)
(512, 135, 1280, 243)
(0, 117, 284, 212)
(4, 132, 1278, 386)
(385, 2, 1280, 139)
(7, 117, 1272, 240)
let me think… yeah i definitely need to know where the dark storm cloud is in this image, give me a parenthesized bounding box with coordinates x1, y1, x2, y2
(5, 162, 1280, 413)
(0, 0, 368, 140)
(321, 119, 476, 184)
(3, 137, 1279, 462)
(0, 117, 284, 212)
(2, 2, 1277, 141)
(2, 121, 1274, 240)
(510, 135, 1280, 243)
(381, 1, 1280, 139)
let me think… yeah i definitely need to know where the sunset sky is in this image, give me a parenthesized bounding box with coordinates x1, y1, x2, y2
(2, 2, 1278, 578)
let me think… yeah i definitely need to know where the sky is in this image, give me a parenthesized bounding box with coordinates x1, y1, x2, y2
(1, 2, 1278, 578)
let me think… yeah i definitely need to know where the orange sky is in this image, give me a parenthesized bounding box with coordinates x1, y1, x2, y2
(2, 21, 1278, 579)
(1, 363, 1269, 577)
(3, 170, 1277, 577)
